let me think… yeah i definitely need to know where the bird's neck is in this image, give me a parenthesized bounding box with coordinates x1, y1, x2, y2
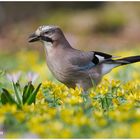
(43, 37, 72, 54)
(43, 41, 53, 55)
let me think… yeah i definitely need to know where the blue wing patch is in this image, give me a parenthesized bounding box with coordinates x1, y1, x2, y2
(79, 62, 95, 71)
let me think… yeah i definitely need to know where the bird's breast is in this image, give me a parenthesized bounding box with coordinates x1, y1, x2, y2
(45, 51, 72, 83)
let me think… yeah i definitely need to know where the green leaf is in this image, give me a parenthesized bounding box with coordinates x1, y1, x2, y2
(26, 83, 41, 105)
(1, 88, 17, 105)
(0, 70, 5, 77)
(22, 82, 34, 104)
(13, 82, 22, 105)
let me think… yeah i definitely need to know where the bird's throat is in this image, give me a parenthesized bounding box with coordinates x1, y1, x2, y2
(43, 41, 53, 54)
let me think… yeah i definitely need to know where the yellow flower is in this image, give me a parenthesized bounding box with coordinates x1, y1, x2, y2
(50, 121, 63, 130)
(60, 128, 71, 138)
(47, 108, 57, 118)
(73, 115, 89, 126)
(126, 92, 140, 101)
(111, 79, 121, 87)
(112, 98, 120, 106)
(109, 109, 132, 122)
(117, 90, 124, 97)
(0, 104, 17, 115)
(92, 100, 100, 107)
(113, 124, 129, 138)
(60, 108, 74, 124)
(134, 108, 140, 119)
(22, 104, 35, 113)
(130, 122, 140, 138)
(96, 84, 108, 95)
(89, 90, 96, 98)
(28, 122, 46, 136)
(94, 110, 103, 118)
(36, 91, 44, 100)
(93, 110, 108, 126)
(14, 111, 25, 122)
(96, 118, 107, 127)
(65, 95, 83, 105)
(92, 130, 110, 138)
(42, 80, 55, 89)
(0, 116, 4, 123)
(69, 87, 83, 96)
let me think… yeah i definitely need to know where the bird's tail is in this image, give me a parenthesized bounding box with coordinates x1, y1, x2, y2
(114, 55, 140, 65)
(101, 55, 140, 75)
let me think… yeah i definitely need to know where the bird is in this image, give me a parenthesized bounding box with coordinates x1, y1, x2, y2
(28, 25, 140, 91)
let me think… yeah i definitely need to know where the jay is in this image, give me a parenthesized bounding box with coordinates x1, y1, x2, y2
(28, 25, 140, 91)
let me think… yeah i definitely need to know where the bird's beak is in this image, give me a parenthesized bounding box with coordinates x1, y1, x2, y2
(28, 33, 40, 43)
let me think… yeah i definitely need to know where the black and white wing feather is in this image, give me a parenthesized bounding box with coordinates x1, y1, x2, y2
(69, 49, 117, 69)
(92, 51, 115, 65)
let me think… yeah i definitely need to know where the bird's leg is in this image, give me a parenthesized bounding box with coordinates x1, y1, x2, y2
(82, 90, 89, 94)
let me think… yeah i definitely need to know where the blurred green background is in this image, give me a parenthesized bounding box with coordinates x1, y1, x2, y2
(0, 2, 140, 82)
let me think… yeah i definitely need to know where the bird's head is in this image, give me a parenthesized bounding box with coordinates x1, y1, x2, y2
(28, 25, 64, 44)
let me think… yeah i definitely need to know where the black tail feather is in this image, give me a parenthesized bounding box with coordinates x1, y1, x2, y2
(115, 55, 140, 65)
(101, 55, 140, 75)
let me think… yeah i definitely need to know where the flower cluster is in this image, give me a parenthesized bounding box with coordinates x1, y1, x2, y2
(0, 78, 140, 138)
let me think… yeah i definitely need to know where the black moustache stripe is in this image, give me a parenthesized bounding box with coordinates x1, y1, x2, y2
(40, 36, 53, 43)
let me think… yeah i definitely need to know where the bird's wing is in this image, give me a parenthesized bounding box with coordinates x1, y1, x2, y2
(91, 51, 117, 64)
(68, 49, 117, 69)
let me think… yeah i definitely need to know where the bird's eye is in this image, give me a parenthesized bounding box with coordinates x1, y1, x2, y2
(44, 29, 55, 34)
(45, 30, 52, 34)
(45, 31, 50, 34)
